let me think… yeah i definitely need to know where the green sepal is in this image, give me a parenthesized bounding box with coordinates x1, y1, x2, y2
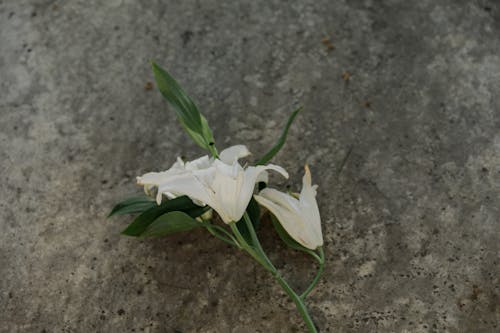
(108, 196, 156, 217)
(121, 196, 207, 236)
(256, 106, 302, 165)
(151, 61, 215, 150)
(141, 211, 202, 237)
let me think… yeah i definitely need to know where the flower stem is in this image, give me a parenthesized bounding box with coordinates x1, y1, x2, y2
(242, 213, 275, 270)
(273, 273, 318, 333)
(201, 221, 239, 247)
(229, 223, 269, 268)
(208, 144, 219, 158)
(300, 247, 324, 300)
(239, 213, 319, 333)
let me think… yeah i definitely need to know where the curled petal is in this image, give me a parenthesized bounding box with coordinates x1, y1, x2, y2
(219, 145, 251, 165)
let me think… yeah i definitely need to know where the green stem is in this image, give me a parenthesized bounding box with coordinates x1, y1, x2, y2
(229, 223, 269, 268)
(201, 221, 239, 247)
(211, 225, 240, 246)
(300, 247, 325, 300)
(208, 144, 219, 158)
(274, 273, 318, 333)
(242, 213, 275, 270)
(304, 248, 323, 265)
(240, 214, 319, 333)
(205, 225, 237, 247)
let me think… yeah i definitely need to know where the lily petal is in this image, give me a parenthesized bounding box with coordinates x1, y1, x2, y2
(219, 145, 251, 165)
(254, 190, 312, 248)
(155, 170, 215, 206)
(254, 165, 323, 250)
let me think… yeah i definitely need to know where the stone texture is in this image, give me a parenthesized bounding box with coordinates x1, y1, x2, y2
(1, 0, 499, 332)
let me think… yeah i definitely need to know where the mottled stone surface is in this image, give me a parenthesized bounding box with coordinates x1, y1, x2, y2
(1, 0, 499, 332)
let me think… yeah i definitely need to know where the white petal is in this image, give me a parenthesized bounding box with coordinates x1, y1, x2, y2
(227, 164, 289, 223)
(185, 155, 211, 170)
(298, 165, 323, 248)
(254, 165, 323, 249)
(257, 188, 300, 212)
(172, 157, 186, 169)
(137, 157, 188, 186)
(210, 160, 245, 222)
(137, 168, 184, 186)
(219, 145, 251, 165)
(254, 193, 315, 249)
(256, 171, 269, 184)
(155, 171, 215, 207)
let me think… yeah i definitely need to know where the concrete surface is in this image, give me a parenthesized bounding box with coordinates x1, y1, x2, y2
(1, 0, 499, 332)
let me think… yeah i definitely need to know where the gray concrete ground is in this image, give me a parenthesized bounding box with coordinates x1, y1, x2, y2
(1, 0, 499, 332)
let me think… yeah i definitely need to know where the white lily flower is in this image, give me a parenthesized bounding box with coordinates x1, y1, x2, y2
(254, 165, 323, 250)
(139, 155, 211, 201)
(137, 145, 289, 223)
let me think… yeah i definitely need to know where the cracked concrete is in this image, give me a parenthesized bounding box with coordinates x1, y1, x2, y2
(1, 0, 499, 332)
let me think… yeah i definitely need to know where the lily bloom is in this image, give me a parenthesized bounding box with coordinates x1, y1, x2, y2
(137, 145, 288, 223)
(254, 165, 323, 250)
(140, 154, 212, 201)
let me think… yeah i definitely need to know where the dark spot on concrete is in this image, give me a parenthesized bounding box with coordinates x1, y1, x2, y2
(470, 285, 482, 301)
(181, 30, 193, 46)
(117, 309, 125, 316)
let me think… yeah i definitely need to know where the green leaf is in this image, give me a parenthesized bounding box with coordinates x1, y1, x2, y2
(121, 196, 207, 236)
(142, 211, 202, 237)
(270, 214, 310, 253)
(151, 62, 215, 150)
(235, 197, 261, 245)
(108, 196, 157, 217)
(256, 106, 302, 165)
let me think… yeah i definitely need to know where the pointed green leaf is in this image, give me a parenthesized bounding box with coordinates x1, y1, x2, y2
(151, 62, 215, 150)
(121, 196, 207, 236)
(256, 106, 302, 165)
(108, 196, 157, 217)
(142, 211, 202, 237)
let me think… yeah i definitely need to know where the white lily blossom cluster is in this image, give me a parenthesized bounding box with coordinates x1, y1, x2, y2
(137, 144, 323, 250)
(108, 63, 327, 332)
